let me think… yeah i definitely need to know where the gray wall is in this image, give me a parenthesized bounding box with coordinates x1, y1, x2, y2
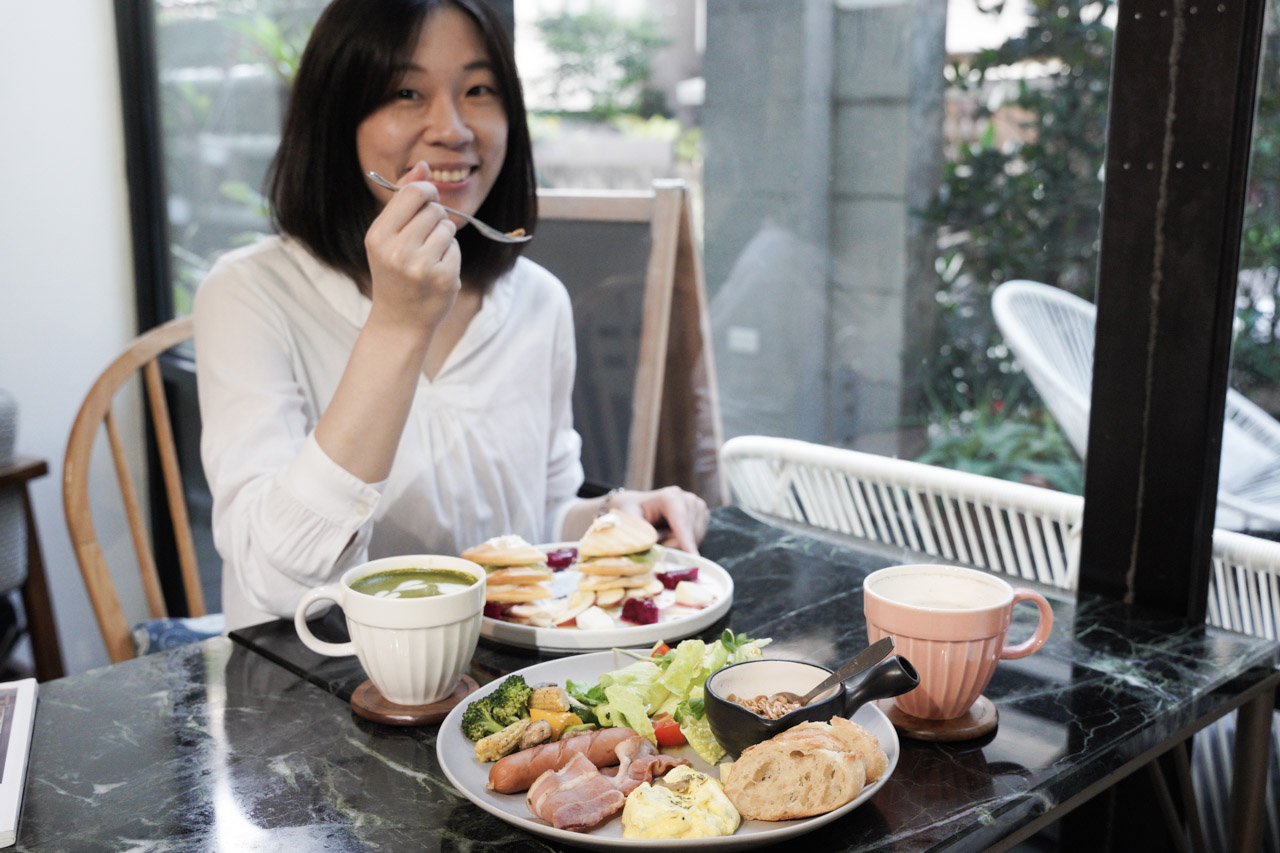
(703, 0, 946, 455)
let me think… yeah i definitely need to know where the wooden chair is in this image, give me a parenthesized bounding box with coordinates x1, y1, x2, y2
(63, 316, 220, 663)
(529, 181, 726, 505)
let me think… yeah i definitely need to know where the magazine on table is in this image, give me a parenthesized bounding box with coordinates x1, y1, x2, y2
(0, 679, 36, 847)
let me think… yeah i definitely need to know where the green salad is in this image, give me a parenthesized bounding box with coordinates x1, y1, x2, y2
(565, 629, 771, 764)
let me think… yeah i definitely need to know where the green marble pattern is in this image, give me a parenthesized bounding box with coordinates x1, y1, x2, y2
(13, 509, 1278, 851)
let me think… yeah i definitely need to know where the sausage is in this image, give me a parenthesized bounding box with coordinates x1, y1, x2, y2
(487, 727, 639, 793)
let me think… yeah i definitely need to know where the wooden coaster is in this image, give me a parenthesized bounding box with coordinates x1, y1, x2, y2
(877, 695, 999, 742)
(351, 675, 479, 726)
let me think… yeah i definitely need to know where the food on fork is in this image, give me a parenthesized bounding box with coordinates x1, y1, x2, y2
(462, 535, 553, 605)
(721, 717, 887, 820)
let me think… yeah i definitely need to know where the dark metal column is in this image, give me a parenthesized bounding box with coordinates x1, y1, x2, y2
(1080, 0, 1267, 617)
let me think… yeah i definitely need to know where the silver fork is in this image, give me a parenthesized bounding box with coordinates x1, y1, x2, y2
(364, 171, 532, 243)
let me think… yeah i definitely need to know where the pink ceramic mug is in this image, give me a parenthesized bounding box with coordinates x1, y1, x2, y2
(863, 564, 1053, 720)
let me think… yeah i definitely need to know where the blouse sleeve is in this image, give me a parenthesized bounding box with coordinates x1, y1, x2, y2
(543, 278, 584, 541)
(193, 253, 383, 620)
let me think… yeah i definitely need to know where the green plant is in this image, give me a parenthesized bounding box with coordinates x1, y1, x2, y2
(921, 1, 1114, 422)
(1232, 0, 1280, 406)
(230, 14, 308, 84)
(535, 6, 670, 120)
(916, 400, 1083, 495)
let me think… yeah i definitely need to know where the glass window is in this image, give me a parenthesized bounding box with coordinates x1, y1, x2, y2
(155, 0, 324, 315)
(513, 2, 1114, 497)
(1225, 0, 1280, 533)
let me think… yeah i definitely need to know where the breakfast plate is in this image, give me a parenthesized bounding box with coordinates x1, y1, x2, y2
(437, 651, 900, 851)
(479, 545, 734, 652)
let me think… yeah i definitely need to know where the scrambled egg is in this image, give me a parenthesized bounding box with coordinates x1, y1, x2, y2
(621, 765, 741, 839)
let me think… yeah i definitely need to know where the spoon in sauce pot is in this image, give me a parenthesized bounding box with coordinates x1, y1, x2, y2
(769, 636, 895, 708)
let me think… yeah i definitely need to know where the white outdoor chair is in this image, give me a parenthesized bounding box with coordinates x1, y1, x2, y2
(992, 279, 1280, 531)
(720, 434, 1280, 634)
(719, 434, 1084, 589)
(720, 433, 1280, 851)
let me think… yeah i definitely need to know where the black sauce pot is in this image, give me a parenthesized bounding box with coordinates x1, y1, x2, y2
(704, 655, 919, 759)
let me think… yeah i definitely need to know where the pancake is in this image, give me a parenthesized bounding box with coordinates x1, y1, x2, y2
(578, 511, 659, 560)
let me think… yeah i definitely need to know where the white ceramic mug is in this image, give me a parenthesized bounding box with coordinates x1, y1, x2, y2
(863, 564, 1053, 720)
(294, 555, 485, 706)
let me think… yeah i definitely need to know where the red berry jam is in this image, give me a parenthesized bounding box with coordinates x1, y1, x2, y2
(621, 597, 660, 625)
(659, 566, 698, 589)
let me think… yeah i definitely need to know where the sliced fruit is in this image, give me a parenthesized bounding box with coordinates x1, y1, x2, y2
(638, 577, 665, 597)
(556, 590, 595, 625)
(574, 606, 615, 631)
(509, 599, 567, 624)
(595, 587, 626, 607)
(674, 580, 715, 608)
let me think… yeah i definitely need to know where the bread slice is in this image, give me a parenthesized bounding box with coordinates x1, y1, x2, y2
(462, 535, 547, 568)
(578, 511, 659, 559)
(723, 718, 886, 820)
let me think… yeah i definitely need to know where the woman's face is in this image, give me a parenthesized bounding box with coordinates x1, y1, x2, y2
(357, 4, 509, 221)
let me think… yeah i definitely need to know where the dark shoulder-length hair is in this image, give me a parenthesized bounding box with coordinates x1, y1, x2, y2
(266, 0, 536, 293)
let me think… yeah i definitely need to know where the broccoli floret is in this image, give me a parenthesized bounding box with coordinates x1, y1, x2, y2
(489, 675, 533, 725)
(459, 676, 533, 741)
(460, 698, 506, 741)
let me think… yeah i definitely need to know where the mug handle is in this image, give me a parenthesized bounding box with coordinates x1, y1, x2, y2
(1000, 589, 1054, 659)
(294, 585, 356, 657)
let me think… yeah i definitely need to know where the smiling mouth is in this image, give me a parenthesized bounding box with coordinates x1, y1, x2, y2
(428, 167, 473, 183)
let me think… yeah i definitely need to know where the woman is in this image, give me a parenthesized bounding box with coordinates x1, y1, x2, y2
(195, 0, 708, 631)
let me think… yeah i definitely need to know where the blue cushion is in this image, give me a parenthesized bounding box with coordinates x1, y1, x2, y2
(131, 613, 225, 656)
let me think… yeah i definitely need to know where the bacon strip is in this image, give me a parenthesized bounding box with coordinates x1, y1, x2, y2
(526, 752, 626, 831)
(523, 735, 691, 832)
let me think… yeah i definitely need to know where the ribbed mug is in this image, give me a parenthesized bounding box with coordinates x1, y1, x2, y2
(863, 564, 1053, 720)
(294, 555, 485, 706)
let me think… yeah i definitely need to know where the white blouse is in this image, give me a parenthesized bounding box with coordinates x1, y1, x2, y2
(193, 236, 584, 630)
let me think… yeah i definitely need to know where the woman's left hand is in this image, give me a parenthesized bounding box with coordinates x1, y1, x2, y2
(608, 486, 710, 555)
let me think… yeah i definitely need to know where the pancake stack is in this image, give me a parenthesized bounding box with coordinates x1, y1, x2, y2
(461, 535, 552, 604)
(576, 511, 665, 605)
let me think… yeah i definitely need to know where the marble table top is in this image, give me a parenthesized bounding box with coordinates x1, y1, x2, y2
(14, 508, 1279, 851)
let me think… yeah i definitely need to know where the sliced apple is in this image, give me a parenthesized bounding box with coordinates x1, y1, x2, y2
(556, 590, 596, 625)
(638, 577, 665, 598)
(509, 599, 567, 626)
(674, 580, 715, 608)
(595, 587, 626, 608)
(574, 606, 615, 631)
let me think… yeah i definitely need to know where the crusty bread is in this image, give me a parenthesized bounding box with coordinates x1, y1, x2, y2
(723, 718, 886, 821)
(578, 511, 659, 559)
(462, 535, 547, 567)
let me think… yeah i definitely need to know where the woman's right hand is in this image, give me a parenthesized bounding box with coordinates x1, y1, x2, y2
(363, 161, 462, 335)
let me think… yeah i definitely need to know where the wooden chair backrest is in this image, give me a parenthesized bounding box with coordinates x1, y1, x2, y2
(530, 181, 726, 504)
(62, 316, 205, 662)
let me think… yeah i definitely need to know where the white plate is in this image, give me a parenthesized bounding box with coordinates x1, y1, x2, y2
(480, 545, 734, 652)
(437, 651, 899, 851)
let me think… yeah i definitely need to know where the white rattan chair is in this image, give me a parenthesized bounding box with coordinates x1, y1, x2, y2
(992, 279, 1280, 531)
(720, 434, 1280, 631)
(719, 434, 1084, 589)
